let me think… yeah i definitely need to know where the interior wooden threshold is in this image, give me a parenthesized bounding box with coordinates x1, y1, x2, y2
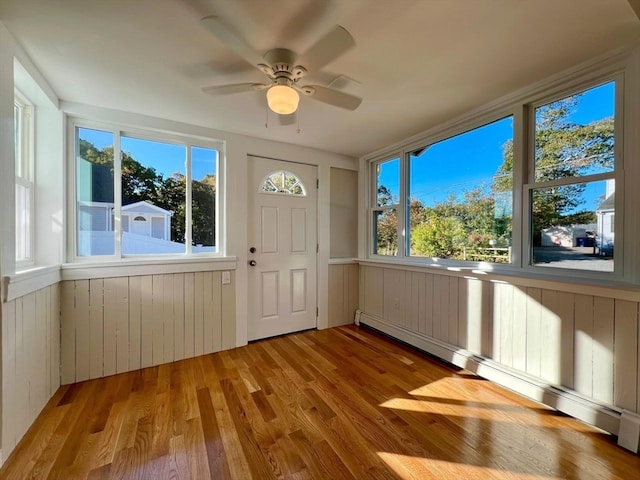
(2, 325, 639, 479)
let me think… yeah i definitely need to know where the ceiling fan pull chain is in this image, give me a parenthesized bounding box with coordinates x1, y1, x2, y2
(265, 100, 269, 128)
(297, 112, 301, 134)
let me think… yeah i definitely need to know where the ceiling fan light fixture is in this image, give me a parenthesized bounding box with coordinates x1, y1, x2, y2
(267, 85, 299, 115)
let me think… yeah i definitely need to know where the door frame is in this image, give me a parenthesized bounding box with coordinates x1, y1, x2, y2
(233, 153, 340, 347)
(246, 155, 320, 340)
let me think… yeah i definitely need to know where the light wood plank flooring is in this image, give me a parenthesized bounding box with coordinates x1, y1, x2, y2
(2, 325, 639, 479)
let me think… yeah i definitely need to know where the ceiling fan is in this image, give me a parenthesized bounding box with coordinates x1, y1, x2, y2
(200, 16, 362, 115)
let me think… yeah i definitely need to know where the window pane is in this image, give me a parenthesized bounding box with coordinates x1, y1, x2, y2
(261, 171, 305, 195)
(15, 182, 31, 261)
(14, 103, 21, 176)
(532, 179, 614, 272)
(374, 210, 398, 256)
(15, 100, 31, 263)
(77, 127, 115, 256)
(192, 146, 217, 252)
(408, 117, 513, 261)
(534, 82, 615, 182)
(121, 136, 186, 255)
(376, 158, 400, 206)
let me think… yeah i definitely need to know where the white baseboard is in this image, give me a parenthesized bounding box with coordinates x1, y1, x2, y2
(618, 410, 640, 453)
(359, 312, 621, 436)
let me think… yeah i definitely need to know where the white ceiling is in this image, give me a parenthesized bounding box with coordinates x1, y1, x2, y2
(1, 0, 639, 158)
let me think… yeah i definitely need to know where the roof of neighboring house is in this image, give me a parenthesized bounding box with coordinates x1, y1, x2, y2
(597, 192, 615, 212)
(122, 201, 173, 216)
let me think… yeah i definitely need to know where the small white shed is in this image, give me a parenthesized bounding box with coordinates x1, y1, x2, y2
(121, 201, 173, 241)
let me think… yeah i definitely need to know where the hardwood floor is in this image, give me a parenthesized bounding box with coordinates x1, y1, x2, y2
(2, 325, 639, 479)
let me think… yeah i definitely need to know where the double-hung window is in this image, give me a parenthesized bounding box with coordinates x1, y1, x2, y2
(73, 123, 223, 259)
(14, 90, 34, 265)
(527, 80, 618, 273)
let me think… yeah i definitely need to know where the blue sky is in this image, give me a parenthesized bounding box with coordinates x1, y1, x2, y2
(78, 128, 217, 181)
(378, 80, 615, 212)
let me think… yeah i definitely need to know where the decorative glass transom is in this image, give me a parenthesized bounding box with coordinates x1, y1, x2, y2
(261, 171, 306, 196)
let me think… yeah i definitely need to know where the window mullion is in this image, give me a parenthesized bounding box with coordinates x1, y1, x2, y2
(513, 104, 528, 268)
(114, 132, 122, 258)
(369, 160, 377, 256)
(398, 150, 407, 258)
(185, 144, 193, 254)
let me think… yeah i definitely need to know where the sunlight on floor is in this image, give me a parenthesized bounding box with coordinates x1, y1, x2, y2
(377, 452, 562, 480)
(379, 396, 541, 423)
(381, 377, 595, 432)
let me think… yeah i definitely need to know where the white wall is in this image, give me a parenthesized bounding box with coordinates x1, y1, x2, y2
(0, 24, 16, 285)
(330, 167, 358, 259)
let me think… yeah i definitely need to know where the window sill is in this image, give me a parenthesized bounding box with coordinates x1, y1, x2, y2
(61, 256, 237, 281)
(329, 258, 357, 265)
(356, 257, 640, 302)
(3, 265, 62, 302)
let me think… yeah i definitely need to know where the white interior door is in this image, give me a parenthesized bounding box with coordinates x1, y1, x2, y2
(248, 156, 317, 341)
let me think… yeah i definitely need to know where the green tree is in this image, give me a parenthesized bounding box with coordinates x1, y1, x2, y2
(121, 153, 162, 205)
(375, 184, 398, 255)
(412, 213, 466, 258)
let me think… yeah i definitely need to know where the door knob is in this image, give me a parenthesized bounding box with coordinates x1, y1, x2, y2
(249, 247, 256, 253)
(248, 260, 257, 266)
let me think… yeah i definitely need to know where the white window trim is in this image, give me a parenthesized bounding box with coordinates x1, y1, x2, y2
(370, 154, 403, 258)
(67, 117, 226, 263)
(14, 89, 35, 268)
(362, 48, 639, 286)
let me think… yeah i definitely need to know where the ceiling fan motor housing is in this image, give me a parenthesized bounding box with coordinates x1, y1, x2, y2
(262, 49, 307, 83)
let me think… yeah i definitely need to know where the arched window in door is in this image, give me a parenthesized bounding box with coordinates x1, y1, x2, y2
(260, 170, 306, 196)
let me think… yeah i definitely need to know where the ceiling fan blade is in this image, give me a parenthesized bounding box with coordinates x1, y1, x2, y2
(201, 16, 267, 68)
(202, 83, 269, 96)
(299, 85, 362, 110)
(300, 25, 355, 72)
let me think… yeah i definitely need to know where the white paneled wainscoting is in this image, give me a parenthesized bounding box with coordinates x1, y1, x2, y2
(2, 284, 61, 457)
(328, 261, 359, 328)
(357, 262, 640, 442)
(60, 271, 236, 384)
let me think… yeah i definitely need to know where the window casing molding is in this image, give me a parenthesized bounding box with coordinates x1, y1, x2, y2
(370, 154, 403, 257)
(66, 117, 226, 263)
(364, 48, 640, 285)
